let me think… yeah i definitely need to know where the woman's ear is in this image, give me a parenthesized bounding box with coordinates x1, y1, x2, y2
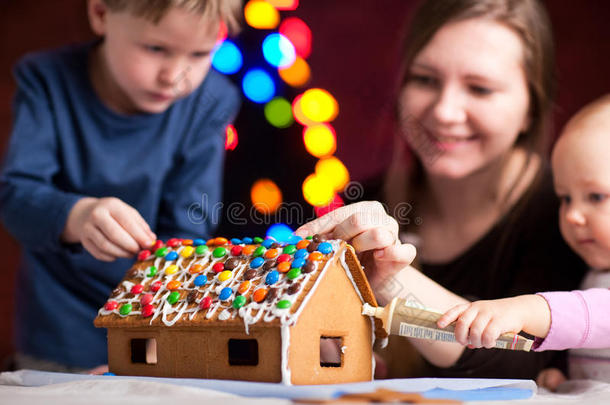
(88, 0, 109, 36)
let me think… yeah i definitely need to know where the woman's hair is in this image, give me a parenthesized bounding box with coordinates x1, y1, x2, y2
(101, 0, 242, 34)
(386, 0, 556, 224)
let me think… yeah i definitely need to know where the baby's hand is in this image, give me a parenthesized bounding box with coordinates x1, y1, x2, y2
(437, 297, 530, 349)
(62, 197, 156, 261)
(294, 201, 416, 290)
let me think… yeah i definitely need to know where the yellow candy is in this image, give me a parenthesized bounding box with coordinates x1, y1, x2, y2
(180, 246, 194, 258)
(218, 270, 233, 282)
(166, 264, 178, 275)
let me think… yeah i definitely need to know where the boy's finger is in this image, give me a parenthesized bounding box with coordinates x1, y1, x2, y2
(468, 314, 492, 348)
(437, 304, 468, 329)
(454, 308, 477, 345)
(82, 235, 117, 262)
(94, 217, 141, 255)
(110, 208, 155, 250)
(130, 208, 157, 244)
(482, 320, 502, 348)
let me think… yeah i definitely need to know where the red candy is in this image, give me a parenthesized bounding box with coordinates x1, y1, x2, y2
(231, 245, 243, 256)
(151, 281, 163, 292)
(140, 293, 154, 306)
(105, 300, 118, 311)
(277, 253, 291, 263)
(141, 304, 155, 317)
(137, 250, 151, 261)
(153, 240, 164, 250)
(131, 284, 144, 294)
(167, 238, 180, 247)
(212, 262, 225, 273)
(199, 296, 212, 309)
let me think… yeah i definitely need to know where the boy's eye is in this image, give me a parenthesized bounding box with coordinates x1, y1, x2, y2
(588, 193, 607, 203)
(191, 51, 210, 58)
(469, 85, 493, 96)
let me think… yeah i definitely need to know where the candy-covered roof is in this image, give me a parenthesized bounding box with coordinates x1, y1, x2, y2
(94, 235, 380, 335)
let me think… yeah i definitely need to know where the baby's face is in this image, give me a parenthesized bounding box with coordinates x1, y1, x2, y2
(100, 6, 219, 114)
(552, 121, 610, 271)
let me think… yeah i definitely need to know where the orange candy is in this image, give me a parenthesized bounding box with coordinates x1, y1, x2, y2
(296, 240, 310, 249)
(308, 252, 323, 261)
(278, 261, 291, 273)
(167, 280, 181, 290)
(207, 237, 229, 246)
(238, 281, 251, 294)
(253, 288, 268, 303)
(189, 264, 204, 274)
(242, 245, 256, 256)
(264, 248, 279, 259)
(182, 239, 193, 246)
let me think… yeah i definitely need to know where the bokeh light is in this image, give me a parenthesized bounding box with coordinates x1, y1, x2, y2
(278, 56, 310, 87)
(292, 94, 316, 126)
(251, 178, 283, 214)
(266, 223, 295, 243)
(266, 0, 299, 10)
(300, 88, 339, 123)
(314, 193, 345, 217)
(302, 174, 334, 207)
(212, 40, 243, 74)
(225, 124, 238, 150)
(262, 33, 296, 68)
(244, 0, 280, 29)
(216, 21, 228, 44)
(303, 124, 337, 158)
(315, 156, 350, 192)
(242, 69, 276, 103)
(264, 97, 294, 128)
(279, 17, 312, 58)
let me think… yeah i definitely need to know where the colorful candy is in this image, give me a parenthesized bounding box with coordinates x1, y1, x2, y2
(165, 264, 178, 275)
(119, 303, 132, 315)
(105, 300, 118, 311)
(233, 295, 247, 308)
(195, 245, 209, 255)
(140, 293, 154, 306)
(131, 284, 144, 294)
(138, 250, 151, 261)
(180, 246, 194, 258)
(250, 257, 265, 268)
(213, 262, 225, 273)
(155, 247, 168, 257)
(317, 242, 333, 254)
(147, 266, 157, 277)
(219, 287, 232, 300)
(167, 291, 180, 304)
(253, 246, 266, 257)
(253, 288, 268, 303)
(141, 304, 155, 317)
(194, 274, 208, 287)
(291, 258, 305, 268)
(276, 300, 291, 309)
(199, 296, 212, 309)
(165, 251, 178, 261)
(287, 268, 301, 280)
(151, 280, 163, 292)
(167, 280, 181, 290)
(278, 261, 291, 273)
(283, 245, 296, 255)
(266, 270, 279, 285)
(218, 270, 233, 282)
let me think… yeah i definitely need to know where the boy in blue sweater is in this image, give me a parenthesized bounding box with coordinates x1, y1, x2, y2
(0, 0, 242, 371)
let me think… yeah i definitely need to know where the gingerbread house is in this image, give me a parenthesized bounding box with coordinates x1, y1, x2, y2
(94, 235, 385, 385)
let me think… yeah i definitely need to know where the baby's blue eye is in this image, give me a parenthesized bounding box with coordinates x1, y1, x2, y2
(145, 45, 165, 53)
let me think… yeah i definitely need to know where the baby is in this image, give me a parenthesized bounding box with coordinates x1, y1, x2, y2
(438, 94, 610, 386)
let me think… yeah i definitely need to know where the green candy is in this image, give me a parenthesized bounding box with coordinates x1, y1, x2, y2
(119, 303, 132, 315)
(195, 245, 209, 255)
(233, 295, 247, 309)
(276, 300, 291, 309)
(253, 246, 266, 257)
(212, 246, 227, 258)
(287, 268, 301, 280)
(147, 266, 157, 277)
(154, 247, 168, 257)
(167, 291, 180, 305)
(253, 236, 264, 244)
(305, 236, 313, 240)
(283, 244, 296, 255)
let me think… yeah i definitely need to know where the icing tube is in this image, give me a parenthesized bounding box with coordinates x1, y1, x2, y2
(362, 298, 533, 352)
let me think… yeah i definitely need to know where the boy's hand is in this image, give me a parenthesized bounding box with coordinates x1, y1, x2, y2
(62, 197, 156, 261)
(437, 295, 550, 348)
(294, 201, 417, 290)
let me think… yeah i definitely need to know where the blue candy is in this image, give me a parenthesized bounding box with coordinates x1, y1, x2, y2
(193, 238, 206, 246)
(165, 251, 178, 261)
(262, 238, 274, 248)
(219, 287, 233, 301)
(102, 372, 116, 376)
(194, 274, 207, 287)
(294, 249, 309, 259)
(242, 237, 253, 244)
(230, 238, 242, 245)
(292, 258, 306, 268)
(266, 270, 279, 285)
(250, 257, 265, 268)
(317, 242, 333, 254)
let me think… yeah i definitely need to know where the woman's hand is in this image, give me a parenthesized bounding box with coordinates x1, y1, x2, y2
(295, 201, 416, 290)
(62, 197, 156, 261)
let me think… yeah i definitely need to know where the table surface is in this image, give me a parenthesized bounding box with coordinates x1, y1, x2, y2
(1, 370, 610, 404)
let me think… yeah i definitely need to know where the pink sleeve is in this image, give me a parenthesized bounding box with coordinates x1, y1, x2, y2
(533, 288, 610, 351)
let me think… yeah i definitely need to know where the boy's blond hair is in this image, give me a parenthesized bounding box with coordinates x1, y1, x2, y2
(102, 0, 242, 33)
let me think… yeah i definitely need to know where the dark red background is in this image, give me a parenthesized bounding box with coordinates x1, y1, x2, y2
(1, 0, 609, 368)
